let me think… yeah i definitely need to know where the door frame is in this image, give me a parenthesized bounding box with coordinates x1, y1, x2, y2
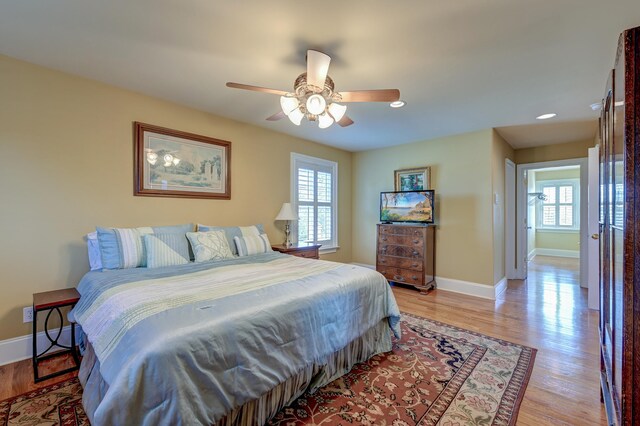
(587, 146, 600, 309)
(505, 159, 517, 279)
(515, 158, 589, 286)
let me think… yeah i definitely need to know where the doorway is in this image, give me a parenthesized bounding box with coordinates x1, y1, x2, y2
(512, 158, 590, 292)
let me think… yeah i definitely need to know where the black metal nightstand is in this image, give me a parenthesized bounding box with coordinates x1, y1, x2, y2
(32, 288, 81, 382)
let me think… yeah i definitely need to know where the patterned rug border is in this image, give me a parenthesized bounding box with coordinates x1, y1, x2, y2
(0, 377, 79, 406)
(401, 311, 538, 426)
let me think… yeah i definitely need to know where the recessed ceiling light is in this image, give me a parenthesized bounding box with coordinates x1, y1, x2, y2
(590, 102, 601, 111)
(536, 113, 557, 120)
(390, 100, 406, 108)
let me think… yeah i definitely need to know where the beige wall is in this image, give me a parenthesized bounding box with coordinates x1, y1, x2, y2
(535, 232, 580, 251)
(535, 168, 580, 180)
(0, 55, 353, 341)
(352, 129, 495, 286)
(514, 139, 595, 164)
(491, 130, 515, 284)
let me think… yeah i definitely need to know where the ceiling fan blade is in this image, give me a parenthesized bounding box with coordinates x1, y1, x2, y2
(337, 115, 354, 127)
(306, 50, 331, 90)
(339, 89, 400, 103)
(266, 111, 286, 121)
(226, 82, 288, 96)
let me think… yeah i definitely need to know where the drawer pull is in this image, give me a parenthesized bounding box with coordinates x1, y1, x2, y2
(412, 263, 419, 267)
(382, 237, 387, 241)
(380, 259, 386, 263)
(381, 246, 387, 253)
(412, 276, 418, 280)
(412, 251, 419, 256)
(413, 239, 419, 244)
(393, 275, 404, 281)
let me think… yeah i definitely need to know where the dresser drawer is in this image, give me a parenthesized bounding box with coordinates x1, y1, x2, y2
(378, 267, 425, 286)
(378, 244, 423, 258)
(378, 233, 424, 247)
(377, 255, 423, 271)
(379, 225, 425, 237)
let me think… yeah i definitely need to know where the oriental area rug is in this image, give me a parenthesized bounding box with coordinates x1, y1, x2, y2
(0, 313, 536, 426)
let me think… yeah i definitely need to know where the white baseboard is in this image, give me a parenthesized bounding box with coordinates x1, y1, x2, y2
(351, 263, 504, 300)
(436, 276, 502, 300)
(494, 277, 508, 298)
(533, 248, 579, 258)
(0, 325, 73, 366)
(351, 262, 376, 270)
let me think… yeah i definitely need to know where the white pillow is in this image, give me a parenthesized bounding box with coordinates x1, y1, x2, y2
(86, 232, 102, 271)
(234, 233, 272, 257)
(186, 231, 235, 263)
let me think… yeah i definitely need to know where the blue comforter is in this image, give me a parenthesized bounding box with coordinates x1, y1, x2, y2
(70, 253, 400, 425)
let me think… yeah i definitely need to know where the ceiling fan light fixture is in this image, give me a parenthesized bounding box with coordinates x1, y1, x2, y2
(280, 95, 299, 115)
(328, 103, 347, 121)
(318, 112, 334, 129)
(288, 107, 304, 125)
(306, 94, 326, 115)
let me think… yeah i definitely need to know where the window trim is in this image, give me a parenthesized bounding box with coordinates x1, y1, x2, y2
(290, 153, 338, 253)
(536, 178, 580, 231)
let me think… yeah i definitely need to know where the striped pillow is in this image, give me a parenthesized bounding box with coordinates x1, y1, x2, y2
(186, 231, 235, 263)
(144, 234, 190, 268)
(234, 233, 272, 257)
(96, 224, 193, 269)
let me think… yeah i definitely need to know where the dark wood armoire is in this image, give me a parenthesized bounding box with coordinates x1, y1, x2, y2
(599, 25, 640, 425)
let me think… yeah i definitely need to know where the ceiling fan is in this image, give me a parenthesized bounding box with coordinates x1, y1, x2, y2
(226, 50, 401, 129)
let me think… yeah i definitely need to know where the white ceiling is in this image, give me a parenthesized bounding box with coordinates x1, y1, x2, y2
(0, 1, 637, 151)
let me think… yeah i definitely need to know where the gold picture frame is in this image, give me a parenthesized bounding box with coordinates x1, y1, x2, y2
(394, 167, 431, 191)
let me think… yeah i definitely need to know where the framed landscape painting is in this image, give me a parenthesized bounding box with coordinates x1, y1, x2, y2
(394, 167, 431, 191)
(134, 122, 231, 199)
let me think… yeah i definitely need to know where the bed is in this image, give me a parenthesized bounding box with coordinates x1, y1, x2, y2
(70, 251, 401, 425)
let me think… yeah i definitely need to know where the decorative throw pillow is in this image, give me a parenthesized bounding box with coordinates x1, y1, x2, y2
(234, 233, 273, 257)
(96, 223, 193, 269)
(85, 232, 102, 271)
(186, 231, 235, 263)
(144, 233, 190, 268)
(196, 224, 264, 256)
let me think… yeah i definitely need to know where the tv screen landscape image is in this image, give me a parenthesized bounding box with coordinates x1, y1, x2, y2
(380, 190, 434, 223)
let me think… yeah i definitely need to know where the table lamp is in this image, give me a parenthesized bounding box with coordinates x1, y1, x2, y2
(275, 202, 297, 248)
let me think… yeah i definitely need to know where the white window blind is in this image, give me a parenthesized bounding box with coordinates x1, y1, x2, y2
(291, 153, 338, 250)
(536, 179, 579, 230)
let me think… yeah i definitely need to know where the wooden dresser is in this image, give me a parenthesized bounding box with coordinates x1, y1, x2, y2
(376, 223, 435, 293)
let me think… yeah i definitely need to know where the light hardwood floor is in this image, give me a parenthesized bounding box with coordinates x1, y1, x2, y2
(0, 255, 606, 424)
(395, 255, 606, 425)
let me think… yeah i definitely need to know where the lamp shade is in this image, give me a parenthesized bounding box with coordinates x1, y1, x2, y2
(287, 107, 304, 125)
(275, 203, 297, 221)
(318, 112, 334, 129)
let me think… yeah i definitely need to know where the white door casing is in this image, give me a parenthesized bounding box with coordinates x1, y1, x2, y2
(505, 159, 516, 279)
(587, 146, 600, 310)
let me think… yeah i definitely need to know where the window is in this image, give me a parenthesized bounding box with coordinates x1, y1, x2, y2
(291, 153, 338, 251)
(536, 179, 579, 230)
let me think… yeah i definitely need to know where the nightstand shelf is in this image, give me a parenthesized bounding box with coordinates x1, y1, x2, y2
(271, 244, 321, 259)
(32, 288, 81, 382)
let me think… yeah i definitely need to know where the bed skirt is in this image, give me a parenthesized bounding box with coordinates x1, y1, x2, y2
(78, 318, 392, 425)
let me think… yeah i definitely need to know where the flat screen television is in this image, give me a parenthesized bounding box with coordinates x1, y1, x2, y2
(380, 190, 435, 224)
